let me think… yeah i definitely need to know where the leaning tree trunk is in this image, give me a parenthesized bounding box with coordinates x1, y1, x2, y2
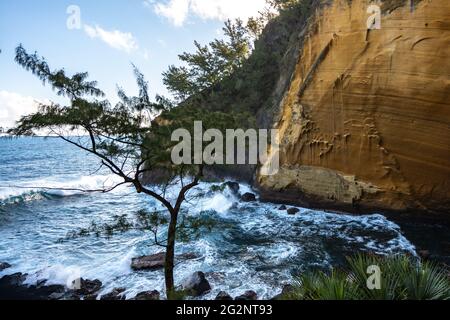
(164, 212, 178, 299)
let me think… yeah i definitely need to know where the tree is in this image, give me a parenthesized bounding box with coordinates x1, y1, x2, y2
(163, 19, 251, 101)
(9, 45, 217, 298)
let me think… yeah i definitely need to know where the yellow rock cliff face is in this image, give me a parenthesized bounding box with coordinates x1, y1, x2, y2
(258, 0, 450, 214)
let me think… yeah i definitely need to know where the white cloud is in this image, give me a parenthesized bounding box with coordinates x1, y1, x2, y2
(0, 91, 46, 129)
(84, 24, 139, 53)
(148, 0, 267, 27)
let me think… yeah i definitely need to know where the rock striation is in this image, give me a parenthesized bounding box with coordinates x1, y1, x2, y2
(257, 0, 450, 215)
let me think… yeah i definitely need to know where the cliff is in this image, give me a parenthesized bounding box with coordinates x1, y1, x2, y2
(257, 0, 450, 215)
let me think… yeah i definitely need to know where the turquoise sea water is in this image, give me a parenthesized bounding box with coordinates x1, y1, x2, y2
(0, 137, 417, 299)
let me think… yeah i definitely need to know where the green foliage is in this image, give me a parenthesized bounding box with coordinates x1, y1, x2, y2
(284, 255, 450, 300)
(167, 289, 189, 301)
(209, 184, 226, 193)
(15, 45, 104, 99)
(285, 270, 360, 300)
(177, 213, 217, 243)
(163, 19, 251, 101)
(61, 209, 217, 245)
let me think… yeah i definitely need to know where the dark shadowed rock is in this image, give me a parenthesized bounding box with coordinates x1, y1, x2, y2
(0, 273, 26, 287)
(223, 181, 240, 195)
(418, 250, 431, 260)
(0, 262, 11, 271)
(182, 272, 211, 297)
(134, 290, 160, 300)
(287, 208, 300, 215)
(241, 193, 257, 202)
(235, 290, 258, 301)
(48, 291, 67, 300)
(0, 273, 70, 300)
(278, 205, 287, 211)
(101, 288, 126, 300)
(215, 291, 233, 301)
(73, 278, 102, 295)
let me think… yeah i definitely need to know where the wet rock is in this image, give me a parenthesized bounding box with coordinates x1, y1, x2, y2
(134, 290, 160, 300)
(48, 291, 67, 301)
(223, 181, 240, 195)
(0, 262, 11, 271)
(215, 291, 233, 301)
(73, 278, 102, 295)
(101, 288, 126, 301)
(131, 252, 165, 271)
(241, 193, 257, 202)
(278, 205, 287, 211)
(131, 252, 198, 271)
(235, 290, 258, 301)
(0, 273, 27, 287)
(0, 273, 69, 300)
(182, 272, 211, 297)
(287, 208, 300, 215)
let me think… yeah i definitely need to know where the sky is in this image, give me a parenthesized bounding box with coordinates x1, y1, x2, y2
(0, 0, 268, 128)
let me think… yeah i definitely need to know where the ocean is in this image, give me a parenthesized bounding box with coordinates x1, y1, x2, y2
(0, 137, 418, 299)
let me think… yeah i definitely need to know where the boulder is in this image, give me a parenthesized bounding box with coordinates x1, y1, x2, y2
(215, 291, 233, 301)
(0, 273, 26, 287)
(235, 290, 258, 301)
(287, 208, 300, 215)
(241, 193, 257, 202)
(0, 262, 11, 271)
(134, 290, 160, 300)
(182, 272, 211, 297)
(72, 278, 102, 295)
(101, 288, 126, 301)
(223, 181, 240, 195)
(131, 252, 165, 271)
(278, 205, 287, 211)
(131, 252, 199, 271)
(48, 291, 67, 301)
(0, 273, 69, 300)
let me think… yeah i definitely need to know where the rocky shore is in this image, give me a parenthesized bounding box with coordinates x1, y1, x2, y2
(0, 263, 272, 300)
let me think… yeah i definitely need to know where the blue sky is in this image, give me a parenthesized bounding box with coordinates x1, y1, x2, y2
(0, 0, 267, 127)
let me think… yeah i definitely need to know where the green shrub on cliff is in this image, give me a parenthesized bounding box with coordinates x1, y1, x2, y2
(283, 255, 450, 300)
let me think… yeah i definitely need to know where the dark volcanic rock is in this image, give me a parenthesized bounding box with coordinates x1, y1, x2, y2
(134, 290, 160, 300)
(287, 208, 300, 215)
(0, 273, 27, 287)
(278, 205, 287, 211)
(131, 252, 166, 271)
(215, 291, 233, 301)
(182, 272, 211, 297)
(235, 290, 258, 301)
(73, 278, 102, 295)
(418, 250, 431, 260)
(0, 262, 12, 271)
(241, 193, 257, 202)
(223, 181, 240, 195)
(0, 273, 70, 300)
(101, 288, 126, 300)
